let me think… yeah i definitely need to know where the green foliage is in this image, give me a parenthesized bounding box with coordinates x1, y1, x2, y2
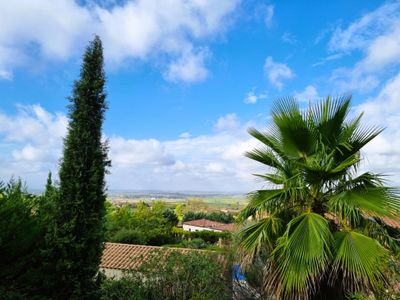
(172, 227, 230, 244)
(183, 211, 235, 223)
(180, 238, 208, 249)
(239, 96, 400, 299)
(100, 250, 231, 300)
(47, 36, 109, 299)
(0, 179, 54, 298)
(106, 202, 178, 246)
(175, 203, 186, 221)
(163, 208, 179, 225)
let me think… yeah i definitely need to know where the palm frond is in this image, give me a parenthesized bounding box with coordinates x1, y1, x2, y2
(328, 186, 400, 227)
(245, 148, 284, 170)
(309, 95, 351, 147)
(239, 189, 287, 220)
(238, 216, 283, 253)
(248, 127, 286, 158)
(253, 173, 286, 185)
(272, 97, 316, 158)
(268, 212, 333, 296)
(331, 231, 387, 291)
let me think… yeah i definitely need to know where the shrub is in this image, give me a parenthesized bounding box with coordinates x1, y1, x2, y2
(0, 179, 54, 299)
(101, 250, 231, 300)
(181, 238, 208, 249)
(183, 211, 234, 224)
(111, 228, 148, 245)
(172, 227, 231, 244)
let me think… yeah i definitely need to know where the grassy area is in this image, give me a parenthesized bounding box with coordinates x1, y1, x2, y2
(108, 195, 248, 211)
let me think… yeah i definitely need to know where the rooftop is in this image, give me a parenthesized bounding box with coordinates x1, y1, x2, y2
(182, 219, 236, 232)
(100, 242, 224, 270)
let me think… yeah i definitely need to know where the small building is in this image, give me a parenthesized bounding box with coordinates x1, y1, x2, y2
(182, 218, 235, 232)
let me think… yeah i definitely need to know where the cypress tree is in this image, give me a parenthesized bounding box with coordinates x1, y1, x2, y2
(44, 171, 55, 198)
(50, 36, 110, 299)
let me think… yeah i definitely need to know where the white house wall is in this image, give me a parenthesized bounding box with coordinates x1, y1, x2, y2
(182, 224, 222, 232)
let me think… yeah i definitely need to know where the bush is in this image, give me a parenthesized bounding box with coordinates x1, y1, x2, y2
(101, 250, 231, 300)
(173, 227, 231, 244)
(181, 238, 208, 249)
(112, 228, 148, 245)
(106, 202, 179, 246)
(183, 211, 234, 224)
(100, 277, 143, 300)
(0, 179, 55, 299)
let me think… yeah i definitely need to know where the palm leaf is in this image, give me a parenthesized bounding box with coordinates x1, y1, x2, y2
(331, 231, 387, 291)
(248, 127, 286, 159)
(272, 97, 316, 158)
(239, 189, 287, 220)
(239, 216, 283, 253)
(268, 212, 333, 296)
(245, 148, 284, 170)
(308, 95, 351, 148)
(328, 186, 400, 226)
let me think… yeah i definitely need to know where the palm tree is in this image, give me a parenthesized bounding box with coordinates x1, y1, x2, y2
(238, 96, 400, 299)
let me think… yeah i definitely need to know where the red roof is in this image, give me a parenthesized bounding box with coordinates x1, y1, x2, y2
(100, 242, 225, 270)
(183, 219, 236, 232)
(324, 213, 400, 229)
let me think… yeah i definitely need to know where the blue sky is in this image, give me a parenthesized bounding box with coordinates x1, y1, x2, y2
(1, 0, 400, 192)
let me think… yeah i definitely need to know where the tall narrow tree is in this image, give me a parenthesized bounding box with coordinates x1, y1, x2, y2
(51, 36, 110, 299)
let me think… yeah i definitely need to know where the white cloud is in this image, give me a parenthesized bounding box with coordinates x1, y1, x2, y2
(244, 89, 267, 104)
(329, 2, 400, 53)
(264, 56, 294, 89)
(0, 106, 263, 192)
(214, 113, 240, 132)
(281, 32, 297, 45)
(179, 132, 191, 139)
(109, 137, 175, 166)
(294, 85, 320, 102)
(164, 48, 209, 82)
(0, 0, 239, 82)
(264, 5, 274, 28)
(328, 1, 400, 92)
(0, 104, 67, 187)
(356, 73, 400, 184)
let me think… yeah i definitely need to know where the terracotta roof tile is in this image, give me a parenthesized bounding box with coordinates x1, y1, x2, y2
(100, 242, 224, 270)
(324, 212, 400, 229)
(182, 219, 236, 232)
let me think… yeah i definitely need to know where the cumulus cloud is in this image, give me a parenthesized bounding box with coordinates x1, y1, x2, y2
(0, 106, 263, 192)
(0, 105, 67, 187)
(264, 56, 294, 89)
(329, 2, 400, 53)
(356, 73, 400, 184)
(244, 89, 267, 104)
(294, 85, 320, 102)
(214, 113, 240, 132)
(0, 0, 239, 82)
(179, 132, 191, 139)
(164, 48, 209, 83)
(328, 1, 400, 92)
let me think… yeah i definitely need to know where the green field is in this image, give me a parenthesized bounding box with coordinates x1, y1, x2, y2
(108, 194, 248, 211)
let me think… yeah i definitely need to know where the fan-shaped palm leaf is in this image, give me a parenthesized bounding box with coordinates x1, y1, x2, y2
(331, 231, 387, 291)
(268, 212, 333, 295)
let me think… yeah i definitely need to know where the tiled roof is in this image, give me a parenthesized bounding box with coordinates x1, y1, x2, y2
(100, 242, 223, 270)
(324, 213, 400, 229)
(380, 216, 400, 229)
(182, 219, 236, 232)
